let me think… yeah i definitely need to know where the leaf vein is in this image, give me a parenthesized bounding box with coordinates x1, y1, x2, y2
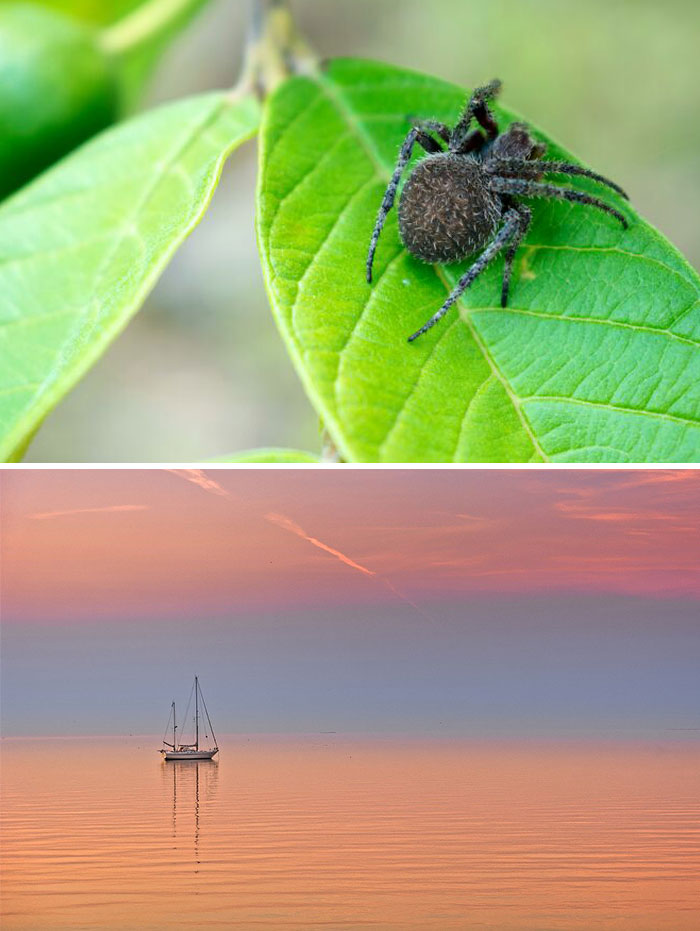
(524, 396, 700, 428)
(376, 317, 462, 460)
(525, 242, 699, 291)
(473, 305, 700, 349)
(453, 374, 495, 462)
(291, 178, 376, 350)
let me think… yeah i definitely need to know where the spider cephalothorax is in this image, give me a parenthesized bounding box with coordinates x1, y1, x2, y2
(366, 79, 629, 342)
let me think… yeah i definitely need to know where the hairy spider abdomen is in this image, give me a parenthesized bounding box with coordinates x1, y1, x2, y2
(397, 154, 502, 264)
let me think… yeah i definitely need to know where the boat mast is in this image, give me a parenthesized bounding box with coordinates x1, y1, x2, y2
(172, 701, 177, 750)
(195, 676, 199, 751)
(199, 686, 218, 750)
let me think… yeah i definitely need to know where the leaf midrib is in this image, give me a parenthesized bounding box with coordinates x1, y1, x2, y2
(439, 267, 547, 462)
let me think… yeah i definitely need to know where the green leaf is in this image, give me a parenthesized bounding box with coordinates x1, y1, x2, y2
(210, 448, 320, 463)
(257, 59, 700, 462)
(0, 89, 260, 461)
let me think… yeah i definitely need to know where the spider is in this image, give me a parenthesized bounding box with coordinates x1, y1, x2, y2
(365, 79, 629, 342)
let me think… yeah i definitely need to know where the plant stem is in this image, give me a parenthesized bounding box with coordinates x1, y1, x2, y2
(240, 0, 317, 96)
(321, 429, 342, 463)
(99, 0, 210, 58)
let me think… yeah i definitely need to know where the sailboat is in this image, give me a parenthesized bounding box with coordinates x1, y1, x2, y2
(160, 676, 219, 761)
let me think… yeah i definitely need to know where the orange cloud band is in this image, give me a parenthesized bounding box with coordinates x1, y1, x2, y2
(29, 505, 149, 520)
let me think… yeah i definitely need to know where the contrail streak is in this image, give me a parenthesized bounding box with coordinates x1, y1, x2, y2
(380, 577, 435, 623)
(265, 511, 433, 622)
(166, 469, 231, 498)
(264, 512, 376, 577)
(166, 469, 434, 623)
(29, 505, 149, 520)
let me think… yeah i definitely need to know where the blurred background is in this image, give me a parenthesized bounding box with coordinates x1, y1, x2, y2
(12, 0, 700, 461)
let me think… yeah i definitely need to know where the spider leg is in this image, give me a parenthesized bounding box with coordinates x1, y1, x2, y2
(461, 129, 487, 154)
(411, 119, 451, 146)
(486, 157, 629, 199)
(451, 79, 502, 152)
(488, 177, 629, 229)
(366, 128, 441, 284)
(407, 208, 522, 343)
(500, 205, 532, 307)
(472, 96, 500, 140)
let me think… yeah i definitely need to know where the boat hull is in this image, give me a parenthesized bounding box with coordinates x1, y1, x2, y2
(162, 749, 218, 761)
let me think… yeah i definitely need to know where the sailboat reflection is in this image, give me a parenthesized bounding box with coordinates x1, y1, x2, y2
(162, 757, 219, 870)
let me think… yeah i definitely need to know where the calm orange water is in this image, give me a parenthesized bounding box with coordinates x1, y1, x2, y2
(1, 737, 699, 930)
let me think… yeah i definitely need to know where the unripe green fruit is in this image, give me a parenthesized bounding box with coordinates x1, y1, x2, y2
(0, 3, 119, 199)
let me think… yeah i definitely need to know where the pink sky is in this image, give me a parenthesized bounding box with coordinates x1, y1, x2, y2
(2, 469, 699, 623)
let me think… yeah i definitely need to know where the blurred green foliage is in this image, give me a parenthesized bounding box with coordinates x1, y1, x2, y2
(0, 3, 118, 199)
(99, 0, 214, 112)
(16, 0, 141, 24)
(0, 0, 212, 200)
